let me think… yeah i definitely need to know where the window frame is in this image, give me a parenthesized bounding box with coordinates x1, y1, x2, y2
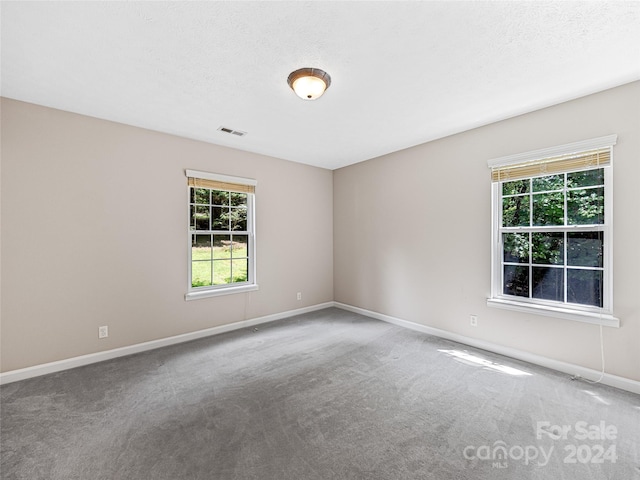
(185, 170, 258, 301)
(487, 136, 619, 328)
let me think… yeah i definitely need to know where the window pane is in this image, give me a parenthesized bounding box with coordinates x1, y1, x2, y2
(532, 174, 563, 192)
(192, 188, 209, 205)
(213, 260, 232, 285)
(532, 233, 564, 265)
(532, 192, 564, 226)
(230, 192, 247, 206)
(567, 168, 603, 188)
(502, 179, 529, 196)
(504, 265, 529, 298)
(212, 206, 229, 230)
(211, 190, 229, 206)
(567, 269, 603, 307)
(567, 187, 604, 225)
(532, 267, 564, 302)
(194, 206, 210, 230)
(567, 232, 603, 267)
(503, 233, 529, 263)
(230, 206, 247, 231)
(192, 234, 211, 261)
(213, 235, 231, 259)
(502, 196, 530, 227)
(188, 182, 254, 292)
(231, 235, 248, 258)
(191, 261, 212, 287)
(231, 259, 248, 283)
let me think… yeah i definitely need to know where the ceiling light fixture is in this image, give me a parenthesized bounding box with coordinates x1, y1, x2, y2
(287, 67, 331, 100)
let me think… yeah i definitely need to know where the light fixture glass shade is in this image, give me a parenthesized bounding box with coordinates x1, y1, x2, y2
(291, 75, 327, 100)
(287, 68, 331, 100)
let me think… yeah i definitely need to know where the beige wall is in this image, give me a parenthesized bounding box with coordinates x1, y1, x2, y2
(334, 81, 640, 382)
(2, 83, 639, 382)
(0, 98, 334, 372)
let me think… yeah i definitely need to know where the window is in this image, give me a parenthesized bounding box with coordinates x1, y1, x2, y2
(185, 170, 257, 300)
(487, 136, 619, 327)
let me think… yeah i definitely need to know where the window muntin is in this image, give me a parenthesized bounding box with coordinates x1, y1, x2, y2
(487, 135, 617, 325)
(185, 170, 256, 299)
(498, 167, 607, 310)
(190, 187, 251, 288)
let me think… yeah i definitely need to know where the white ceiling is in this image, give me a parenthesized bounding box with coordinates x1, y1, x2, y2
(2, 1, 639, 170)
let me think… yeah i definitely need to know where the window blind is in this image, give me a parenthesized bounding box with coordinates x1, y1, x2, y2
(490, 148, 611, 183)
(187, 177, 255, 194)
(487, 135, 617, 183)
(185, 169, 256, 194)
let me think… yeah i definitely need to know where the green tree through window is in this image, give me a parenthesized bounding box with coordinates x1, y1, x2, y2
(500, 168, 605, 307)
(190, 188, 249, 287)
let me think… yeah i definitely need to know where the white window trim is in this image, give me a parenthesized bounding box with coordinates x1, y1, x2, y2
(184, 170, 258, 301)
(486, 298, 619, 327)
(487, 135, 618, 169)
(186, 283, 259, 301)
(487, 135, 619, 328)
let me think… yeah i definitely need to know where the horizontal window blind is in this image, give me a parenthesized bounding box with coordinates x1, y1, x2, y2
(490, 148, 611, 183)
(187, 176, 255, 194)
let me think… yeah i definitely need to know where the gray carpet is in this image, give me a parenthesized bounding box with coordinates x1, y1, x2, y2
(1, 307, 638, 479)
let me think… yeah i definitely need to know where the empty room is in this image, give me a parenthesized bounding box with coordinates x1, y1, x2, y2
(1, 1, 639, 479)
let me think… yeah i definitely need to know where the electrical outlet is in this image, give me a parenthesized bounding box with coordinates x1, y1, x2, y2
(296, 292, 302, 300)
(470, 315, 478, 327)
(98, 326, 108, 338)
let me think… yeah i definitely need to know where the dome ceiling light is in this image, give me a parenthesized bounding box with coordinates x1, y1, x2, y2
(287, 67, 331, 100)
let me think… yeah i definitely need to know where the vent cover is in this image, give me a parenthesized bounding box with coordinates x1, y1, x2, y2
(218, 126, 247, 137)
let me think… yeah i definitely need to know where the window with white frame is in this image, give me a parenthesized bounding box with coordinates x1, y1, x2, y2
(487, 135, 618, 327)
(185, 170, 257, 300)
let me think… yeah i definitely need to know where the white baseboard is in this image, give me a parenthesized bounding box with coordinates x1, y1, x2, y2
(4, 301, 639, 395)
(334, 302, 640, 396)
(0, 302, 334, 385)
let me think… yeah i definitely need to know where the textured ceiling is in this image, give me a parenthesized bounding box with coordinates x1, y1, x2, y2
(2, 1, 639, 170)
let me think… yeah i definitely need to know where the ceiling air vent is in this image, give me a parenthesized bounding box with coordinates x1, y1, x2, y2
(218, 126, 247, 137)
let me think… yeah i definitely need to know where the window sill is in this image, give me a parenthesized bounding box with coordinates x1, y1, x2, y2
(486, 298, 619, 328)
(185, 284, 259, 301)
